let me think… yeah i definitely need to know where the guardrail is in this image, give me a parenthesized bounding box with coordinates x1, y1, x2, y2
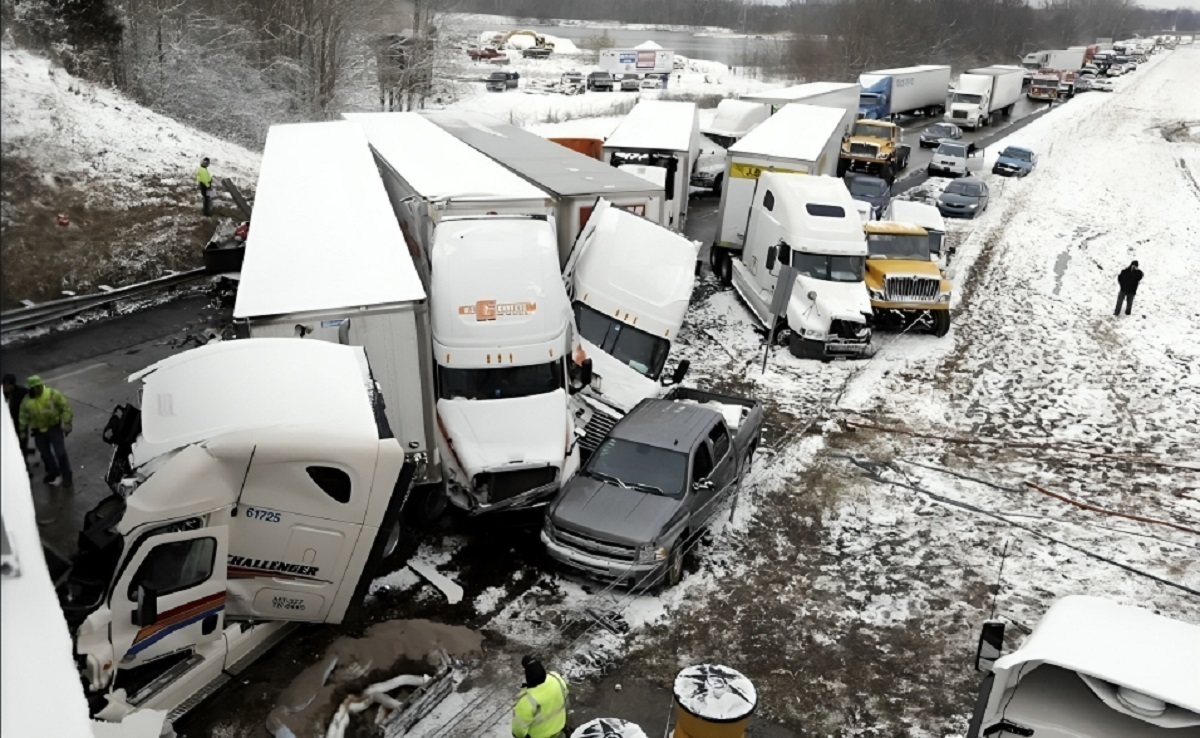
(0, 268, 211, 337)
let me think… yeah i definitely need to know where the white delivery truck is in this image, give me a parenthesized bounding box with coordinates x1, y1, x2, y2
(729, 173, 874, 359)
(691, 99, 771, 194)
(946, 66, 1024, 129)
(420, 110, 665, 265)
(59, 340, 452, 727)
(233, 121, 435, 488)
(857, 65, 951, 120)
(347, 112, 586, 517)
(602, 100, 700, 231)
(710, 103, 846, 280)
(740, 81, 860, 136)
(561, 199, 699, 453)
(967, 596, 1200, 737)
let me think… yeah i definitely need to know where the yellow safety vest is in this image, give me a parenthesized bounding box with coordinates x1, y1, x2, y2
(19, 387, 72, 434)
(511, 672, 569, 738)
(195, 166, 212, 187)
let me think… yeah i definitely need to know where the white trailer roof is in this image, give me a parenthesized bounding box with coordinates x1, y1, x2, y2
(344, 112, 548, 202)
(993, 596, 1200, 714)
(729, 103, 846, 163)
(233, 121, 423, 318)
(741, 81, 858, 103)
(604, 100, 698, 153)
(758, 172, 865, 256)
(862, 64, 949, 76)
(887, 200, 946, 232)
(421, 111, 661, 198)
(703, 99, 769, 138)
(128, 339, 381, 465)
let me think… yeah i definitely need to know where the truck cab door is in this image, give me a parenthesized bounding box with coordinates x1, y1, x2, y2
(688, 442, 720, 526)
(706, 423, 738, 498)
(108, 524, 229, 670)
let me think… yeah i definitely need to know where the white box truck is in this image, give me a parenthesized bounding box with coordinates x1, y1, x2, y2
(599, 48, 674, 75)
(740, 81, 860, 136)
(946, 66, 1024, 129)
(857, 65, 951, 120)
(602, 100, 700, 232)
(421, 110, 665, 265)
(347, 112, 586, 518)
(710, 103, 846, 279)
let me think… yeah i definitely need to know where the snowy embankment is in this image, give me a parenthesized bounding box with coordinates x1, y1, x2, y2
(0, 46, 260, 307)
(406, 49, 1200, 738)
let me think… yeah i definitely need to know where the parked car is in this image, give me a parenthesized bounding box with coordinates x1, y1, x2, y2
(937, 177, 990, 219)
(486, 70, 520, 91)
(919, 122, 963, 148)
(588, 71, 615, 91)
(845, 173, 892, 219)
(1106, 64, 1125, 77)
(620, 74, 640, 92)
(641, 77, 661, 90)
(992, 145, 1037, 177)
(559, 71, 586, 95)
(1091, 78, 1115, 92)
(522, 46, 553, 59)
(927, 141, 982, 178)
(541, 388, 763, 590)
(467, 47, 503, 61)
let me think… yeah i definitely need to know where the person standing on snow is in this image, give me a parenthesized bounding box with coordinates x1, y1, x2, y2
(196, 156, 214, 216)
(511, 655, 569, 738)
(1114, 260, 1143, 316)
(18, 375, 73, 488)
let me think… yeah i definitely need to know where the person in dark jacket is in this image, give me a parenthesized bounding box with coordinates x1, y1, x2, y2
(1114, 260, 1143, 316)
(2, 373, 33, 457)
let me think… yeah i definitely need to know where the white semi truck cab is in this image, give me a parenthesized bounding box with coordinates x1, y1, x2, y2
(430, 217, 585, 513)
(968, 596, 1200, 737)
(562, 199, 698, 453)
(59, 340, 417, 721)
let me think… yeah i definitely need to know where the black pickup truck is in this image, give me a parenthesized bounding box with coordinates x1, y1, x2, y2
(541, 388, 763, 590)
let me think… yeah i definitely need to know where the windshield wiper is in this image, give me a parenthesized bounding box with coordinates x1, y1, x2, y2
(630, 483, 667, 496)
(588, 470, 629, 488)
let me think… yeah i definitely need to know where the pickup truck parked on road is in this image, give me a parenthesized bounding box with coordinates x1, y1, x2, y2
(541, 388, 763, 590)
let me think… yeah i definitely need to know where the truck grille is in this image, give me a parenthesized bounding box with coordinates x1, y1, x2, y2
(551, 525, 637, 561)
(952, 110, 968, 120)
(885, 275, 940, 302)
(849, 142, 879, 158)
(829, 318, 871, 341)
(581, 408, 620, 455)
(475, 467, 557, 503)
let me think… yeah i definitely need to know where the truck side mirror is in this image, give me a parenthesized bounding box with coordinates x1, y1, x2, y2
(777, 242, 792, 266)
(974, 620, 1006, 672)
(132, 584, 158, 627)
(693, 478, 714, 492)
(667, 359, 691, 386)
(765, 245, 778, 271)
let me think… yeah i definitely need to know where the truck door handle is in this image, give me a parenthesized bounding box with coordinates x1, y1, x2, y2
(201, 614, 219, 635)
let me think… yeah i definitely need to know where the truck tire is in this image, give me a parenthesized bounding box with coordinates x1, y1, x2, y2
(710, 247, 733, 286)
(836, 158, 850, 178)
(661, 540, 686, 591)
(713, 173, 724, 195)
(788, 333, 829, 361)
(930, 310, 951, 337)
(406, 483, 448, 528)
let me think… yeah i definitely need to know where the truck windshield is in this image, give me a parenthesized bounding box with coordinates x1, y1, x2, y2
(937, 142, 968, 157)
(574, 303, 670, 380)
(951, 93, 983, 105)
(586, 438, 688, 498)
(858, 93, 882, 107)
(437, 361, 564, 401)
(867, 234, 932, 260)
(792, 253, 865, 282)
(848, 177, 889, 196)
(850, 121, 886, 137)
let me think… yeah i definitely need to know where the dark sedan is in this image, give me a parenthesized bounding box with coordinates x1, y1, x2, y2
(919, 122, 963, 148)
(937, 178, 990, 219)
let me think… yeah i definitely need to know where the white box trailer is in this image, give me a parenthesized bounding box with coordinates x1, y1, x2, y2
(711, 103, 845, 271)
(599, 48, 674, 75)
(232, 121, 436, 484)
(739, 81, 860, 136)
(602, 100, 700, 232)
(857, 65, 951, 120)
(421, 110, 666, 266)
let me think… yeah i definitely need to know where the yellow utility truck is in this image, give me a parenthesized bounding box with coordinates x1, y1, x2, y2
(863, 221, 951, 336)
(838, 119, 911, 183)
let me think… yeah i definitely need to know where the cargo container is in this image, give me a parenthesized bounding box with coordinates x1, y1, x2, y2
(857, 65, 951, 120)
(602, 100, 700, 231)
(739, 81, 860, 137)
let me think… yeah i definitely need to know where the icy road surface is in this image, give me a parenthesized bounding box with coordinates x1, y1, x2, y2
(401, 48, 1200, 737)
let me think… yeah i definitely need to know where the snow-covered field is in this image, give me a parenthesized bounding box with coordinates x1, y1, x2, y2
(398, 48, 1200, 737)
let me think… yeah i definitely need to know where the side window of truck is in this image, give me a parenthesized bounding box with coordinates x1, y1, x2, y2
(763, 190, 775, 211)
(708, 423, 731, 462)
(128, 537, 216, 600)
(307, 466, 352, 504)
(692, 443, 714, 485)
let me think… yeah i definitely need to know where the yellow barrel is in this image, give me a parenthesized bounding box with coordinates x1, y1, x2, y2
(571, 717, 649, 738)
(672, 664, 757, 738)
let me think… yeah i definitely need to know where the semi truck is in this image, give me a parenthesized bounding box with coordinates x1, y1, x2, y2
(856, 65, 951, 120)
(740, 81, 860, 137)
(863, 220, 952, 336)
(1020, 49, 1086, 78)
(967, 596, 1200, 737)
(709, 103, 846, 280)
(1028, 70, 1063, 101)
(562, 198, 699, 454)
(946, 66, 1024, 130)
(728, 173, 874, 360)
(57, 340, 451, 727)
(837, 118, 911, 183)
(420, 111, 666, 266)
(346, 112, 586, 518)
(602, 100, 700, 231)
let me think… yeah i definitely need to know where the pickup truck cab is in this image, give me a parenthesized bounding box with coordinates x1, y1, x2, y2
(588, 71, 615, 91)
(927, 141, 982, 178)
(486, 71, 520, 91)
(541, 388, 763, 590)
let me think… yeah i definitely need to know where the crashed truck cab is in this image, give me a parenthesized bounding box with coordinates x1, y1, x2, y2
(863, 220, 952, 336)
(62, 339, 411, 716)
(968, 596, 1200, 737)
(562, 199, 699, 455)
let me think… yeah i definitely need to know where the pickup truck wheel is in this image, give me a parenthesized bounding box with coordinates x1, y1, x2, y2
(383, 521, 402, 559)
(662, 542, 686, 590)
(930, 310, 951, 337)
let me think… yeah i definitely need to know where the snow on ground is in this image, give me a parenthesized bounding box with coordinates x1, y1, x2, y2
(408, 49, 1200, 737)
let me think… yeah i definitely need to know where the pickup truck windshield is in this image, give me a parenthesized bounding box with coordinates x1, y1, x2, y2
(867, 234, 932, 260)
(936, 142, 968, 157)
(587, 438, 688, 498)
(951, 93, 983, 105)
(574, 303, 670, 380)
(848, 177, 889, 196)
(438, 361, 564, 401)
(792, 253, 865, 283)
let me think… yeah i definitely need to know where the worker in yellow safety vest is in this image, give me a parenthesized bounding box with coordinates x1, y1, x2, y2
(195, 156, 213, 216)
(511, 655, 569, 738)
(18, 375, 74, 488)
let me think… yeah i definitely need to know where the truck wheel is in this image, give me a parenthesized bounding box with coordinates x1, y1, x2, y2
(710, 248, 733, 286)
(406, 484, 447, 528)
(930, 310, 951, 337)
(713, 173, 724, 195)
(661, 541, 686, 590)
(836, 159, 850, 178)
(383, 521, 402, 559)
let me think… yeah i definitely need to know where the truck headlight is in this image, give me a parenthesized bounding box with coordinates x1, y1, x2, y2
(869, 288, 884, 300)
(637, 544, 668, 563)
(939, 292, 952, 303)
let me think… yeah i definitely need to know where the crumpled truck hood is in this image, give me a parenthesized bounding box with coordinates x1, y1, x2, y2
(437, 390, 569, 478)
